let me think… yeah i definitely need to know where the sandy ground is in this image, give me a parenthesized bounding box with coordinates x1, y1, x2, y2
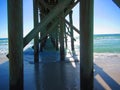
(0, 54, 8, 64)
(0, 52, 120, 90)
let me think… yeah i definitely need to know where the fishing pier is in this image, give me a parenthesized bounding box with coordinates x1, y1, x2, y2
(6, 0, 120, 90)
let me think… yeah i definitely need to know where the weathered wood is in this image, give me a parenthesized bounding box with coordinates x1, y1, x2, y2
(55, 27, 59, 51)
(40, 21, 59, 41)
(64, 0, 79, 16)
(113, 0, 120, 8)
(80, 0, 94, 90)
(33, 0, 39, 63)
(64, 19, 80, 34)
(59, 13, 65, 61)
(66, 32, 76, 41)
(39, 0, 50, 10)
(65, 28, 68, 49)
(23, 0, 72, 47)
(69, 10, 74, 51)
(7, 0, 23, 89)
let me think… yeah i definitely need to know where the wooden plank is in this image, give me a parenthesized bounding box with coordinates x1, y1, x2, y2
(69, 10, 75, 51)
(23, 0, 72, 47)
(64, 0, 79, 16)
(65, 28, 68, 49)
(64, 19, 80, 34)
(59, 13, 65, 61)
(7, 0, 23, 89)
(66, 32, 76, 41)
(80, 0, 94, 90)
(55, 27, 59, 51)
(33, 0, 39, 63)
(113, 0, 120, 8)
(39, 21, 59, 42)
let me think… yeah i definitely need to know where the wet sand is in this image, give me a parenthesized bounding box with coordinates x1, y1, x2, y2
(0, 54, 8, 64)
(0, 52, 120, 90)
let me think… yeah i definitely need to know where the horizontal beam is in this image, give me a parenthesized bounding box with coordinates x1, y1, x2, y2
(39, 0, 79, 17)
(39, 21, 59, 42)
(64, 0, 79, 16)
(23, 0, 72, 47)
(64, 19, 80, 34)
(66, 32, 76, 41)
(113, 0, 120, 8)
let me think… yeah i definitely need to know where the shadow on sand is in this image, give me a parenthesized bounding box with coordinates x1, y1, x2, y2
(0, 48, 120, 90)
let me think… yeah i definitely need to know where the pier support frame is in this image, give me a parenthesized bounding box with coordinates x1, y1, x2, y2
(65, 28, 68, 49)
(69, 10, 74, 52)
(33, 0, 39, 63)
(8, 0, 23, 89)
(59, 13, 65, 61)
(80, 0, 94, 90)
(55, 26, 59, 51)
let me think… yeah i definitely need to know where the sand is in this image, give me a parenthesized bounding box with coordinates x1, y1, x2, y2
(0, 52, 120, 90)
(0, 54, 8, 64)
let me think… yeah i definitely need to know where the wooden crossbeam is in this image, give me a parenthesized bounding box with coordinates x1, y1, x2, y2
(39, 0, 50, 9)
(64, 19, 80, 34)
(39, 21, 59, 42)
(39, 0, 79, 22)
(113, 0, 120, 8)
(64, 0, 79, 16)
(66, 32, 76, 41)
(7, 0, 79, 58)
(23, 0, 73, 47)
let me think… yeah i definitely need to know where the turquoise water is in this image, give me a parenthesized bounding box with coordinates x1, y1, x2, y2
(94, 34, 120, 53)
(0, 38, 8, 54)
(0, 34, 120, 53)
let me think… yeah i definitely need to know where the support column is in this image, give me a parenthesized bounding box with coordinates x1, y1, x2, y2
(55, 26, 59, 51)
(80, 0, 94, 90)
(8, 0, 23, 89)
(59, 13, 65, 61)
(69, 10, 74, 52)
(65, 28, 68, 49)
(33, 0, 39, 63)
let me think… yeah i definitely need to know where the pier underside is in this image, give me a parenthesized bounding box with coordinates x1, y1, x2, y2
(6, 0, 120, 90)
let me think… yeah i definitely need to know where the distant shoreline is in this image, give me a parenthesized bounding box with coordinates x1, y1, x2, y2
(1, 33, 120, 39)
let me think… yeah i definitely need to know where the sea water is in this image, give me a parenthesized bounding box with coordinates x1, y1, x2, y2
(94, 34, 120, 53)
(0, 38, 8, 54)
(0, 34, 120, 54)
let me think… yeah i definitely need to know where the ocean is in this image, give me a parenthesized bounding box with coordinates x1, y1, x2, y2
(94, 34, 120, 53)
(0, 34, 120, 54)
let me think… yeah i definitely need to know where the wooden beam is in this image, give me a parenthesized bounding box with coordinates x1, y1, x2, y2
(7, 0, 23, 89)
(64, 19, 80, 34)
(55, 27, 59, 51)
(59, 13, 65, 61)
(39, 21, 59, 41)
(64, 0, 79, 16)
(66, 32, 76, 41)
(69, 10, 75, 51)
(80, 0, 94, 90)
(38, 0, 79, 17)
(23, 0, 72, 47)
(113, 0, 120, 8)
(33, 0, 39, 63)
(39, 0, 50, 10)
(65, 28, 68, 49)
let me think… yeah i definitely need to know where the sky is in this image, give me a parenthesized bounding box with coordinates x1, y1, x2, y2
(0, 0, 120, 38)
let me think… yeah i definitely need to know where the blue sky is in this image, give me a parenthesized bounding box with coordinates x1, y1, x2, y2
(0, 0, 120, 38)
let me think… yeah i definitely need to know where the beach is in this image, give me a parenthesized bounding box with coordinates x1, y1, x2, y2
(0, 34, 120, 89)
(0, 50, 120, 90)
(0, 53, 8, 64)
